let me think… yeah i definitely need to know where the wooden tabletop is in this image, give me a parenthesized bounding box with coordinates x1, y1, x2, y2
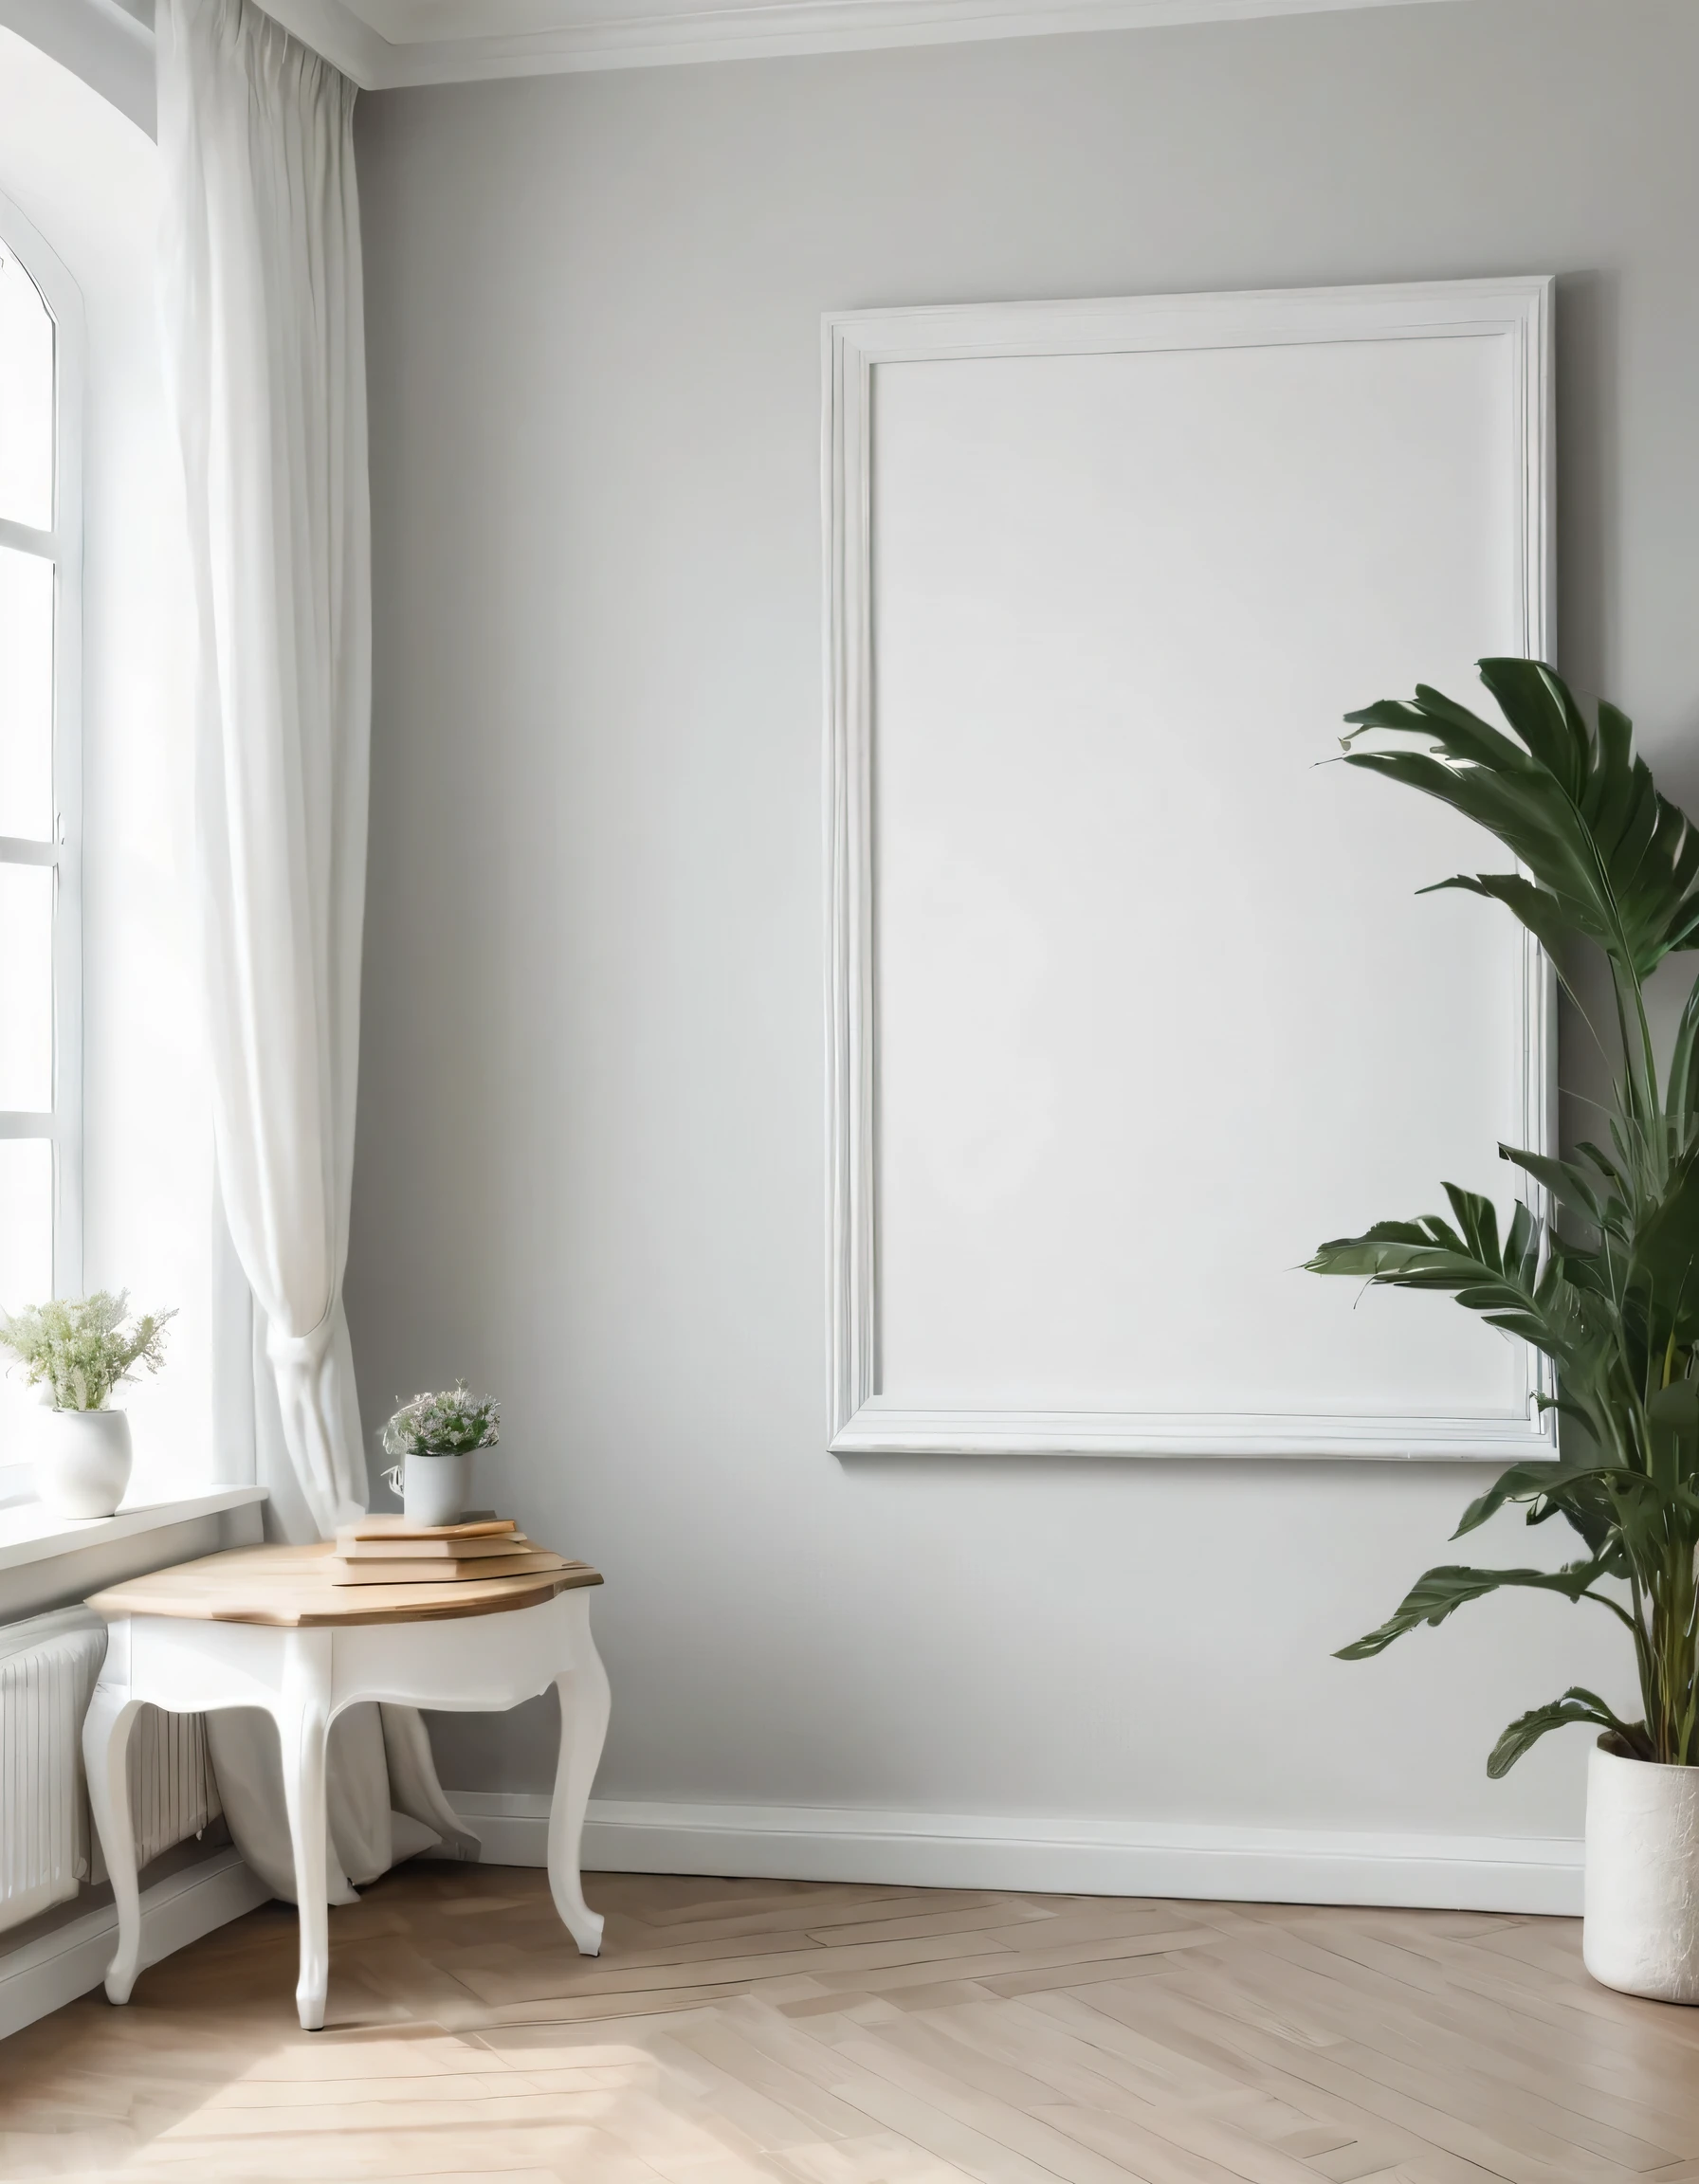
(85, 1542, 603, 1629)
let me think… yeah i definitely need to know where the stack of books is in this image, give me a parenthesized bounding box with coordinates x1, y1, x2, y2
(328, 1515, 567, 1586)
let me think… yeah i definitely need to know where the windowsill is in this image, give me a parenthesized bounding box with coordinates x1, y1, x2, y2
(0, 1486, 266, 1574)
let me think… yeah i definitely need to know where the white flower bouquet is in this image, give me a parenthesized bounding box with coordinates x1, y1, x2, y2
(0, 1291, 174, 1411)
(380, 1381, 501, 1459)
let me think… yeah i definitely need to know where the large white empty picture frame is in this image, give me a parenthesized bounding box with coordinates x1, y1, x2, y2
(825, 277, 1556, 1460)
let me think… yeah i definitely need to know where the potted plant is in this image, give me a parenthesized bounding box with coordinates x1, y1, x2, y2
(380, 1382, 500, 1527)
(0, 1291, 174, 1519)
(1308, 658, 1699, 2002)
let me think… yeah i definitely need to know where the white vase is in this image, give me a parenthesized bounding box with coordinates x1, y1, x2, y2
(33, 1408, 133, 1520)
(396, 1451, 471, 1529)
(1583, 1738, 1699, 2002)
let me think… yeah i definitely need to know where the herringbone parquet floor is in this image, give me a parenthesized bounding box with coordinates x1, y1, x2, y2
(3, 1866, 1696, 2183)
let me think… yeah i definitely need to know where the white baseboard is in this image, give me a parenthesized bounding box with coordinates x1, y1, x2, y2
(0, 1801, 1575, 2048)
(0, 1847, 272, 2041)
(448, 1793, 1583, 1917)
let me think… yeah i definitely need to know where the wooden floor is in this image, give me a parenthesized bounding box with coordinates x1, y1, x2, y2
(4, 1866, 1697, 2183)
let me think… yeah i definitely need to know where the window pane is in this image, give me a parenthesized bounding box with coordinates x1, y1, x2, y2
(0, 546, 52, 839)
(0, 863, 51, 1111)
(0, 1138, 50, 1470)
(0, 248, 52, 531)
(0, 1137, 51, 1313)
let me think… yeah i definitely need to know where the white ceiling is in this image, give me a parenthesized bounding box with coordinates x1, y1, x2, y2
(260, 0, 1460, 87)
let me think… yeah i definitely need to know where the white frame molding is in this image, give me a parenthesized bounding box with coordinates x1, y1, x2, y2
(0, 191, 83, 1314)
(824, 276, 1556, 1462)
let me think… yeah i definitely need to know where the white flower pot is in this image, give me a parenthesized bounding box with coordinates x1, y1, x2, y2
(396, 1451, 471, 1529)
(33, 1408, 133, 1520)
(1583, 1738, 1699, 2002)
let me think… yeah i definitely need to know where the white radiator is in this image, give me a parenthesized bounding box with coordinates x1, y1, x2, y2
(0, 1608, 222, 1936)
(0, 1609, 106, 1932)
(94, 1707, 222, 1884)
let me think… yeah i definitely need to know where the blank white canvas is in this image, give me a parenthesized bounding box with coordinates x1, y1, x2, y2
(830, 284, 1555, 1455)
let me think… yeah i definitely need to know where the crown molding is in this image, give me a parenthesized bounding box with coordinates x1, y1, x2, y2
(251, 0, 393, 80)
(0, 0, 1466, 102)
(257, 0, 1461, 89)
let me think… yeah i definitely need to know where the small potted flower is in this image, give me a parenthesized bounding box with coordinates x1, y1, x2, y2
(380, 1382, 500, 1527)
(0, 1292, 175, 1519)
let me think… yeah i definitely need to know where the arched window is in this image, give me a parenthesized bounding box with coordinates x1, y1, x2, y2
(0, 196, 82, 1325)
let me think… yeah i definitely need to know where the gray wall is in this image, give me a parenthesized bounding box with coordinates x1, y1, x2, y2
(350, 0, 1694, 1844)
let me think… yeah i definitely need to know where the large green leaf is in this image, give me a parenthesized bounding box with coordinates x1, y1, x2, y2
(1455, 1454, 1624, 1551)
(1453, 1452, 1699, 1578)
(1626, 1140, 1699, 1353)
(1306, 1185, 1582, 1356)
(1335, 1557, 1618, 1661)
(1669, 982, 1699, 1135)
(1648, 1379, 1699, 1493)
(1487, 1687, 1652, 1777)
(1496, 1144, 1612, 1240)
(1341, 662, 1699, 982)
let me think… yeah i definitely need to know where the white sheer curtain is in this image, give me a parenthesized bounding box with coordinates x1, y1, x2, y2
(156, 0, 472, 1900)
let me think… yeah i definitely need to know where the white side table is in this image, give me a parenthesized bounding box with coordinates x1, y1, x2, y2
(82, 1543, 609, 2030)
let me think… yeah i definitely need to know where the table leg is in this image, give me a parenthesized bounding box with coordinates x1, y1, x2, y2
(82, 1686, 142, 2005)
(278, 1633, 334, 2030)
(548, 1630, 611, 1956)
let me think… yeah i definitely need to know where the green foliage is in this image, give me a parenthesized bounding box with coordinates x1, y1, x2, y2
(0, 1291, 174, 1411)
(1334, 1559, 1623, 1662)
(1312, 660, 1699, 1770)
(381, 1382, 501, 1457)
(1487, 1690, 1653, 1777)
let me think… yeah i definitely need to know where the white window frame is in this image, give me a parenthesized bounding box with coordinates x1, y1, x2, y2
(0, 191, 83, 1314)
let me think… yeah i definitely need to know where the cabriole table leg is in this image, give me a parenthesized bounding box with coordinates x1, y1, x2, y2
(278, 1630, 335, 2030)
(82, 1684, 143, 2005)
(548, 1622, 612, 1956)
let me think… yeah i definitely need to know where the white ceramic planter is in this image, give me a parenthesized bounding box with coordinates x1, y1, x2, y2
(33, 1408, 133, 1520)
(391, 1451, 471, 1528)
(1584, 1738, 1699, 2003)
